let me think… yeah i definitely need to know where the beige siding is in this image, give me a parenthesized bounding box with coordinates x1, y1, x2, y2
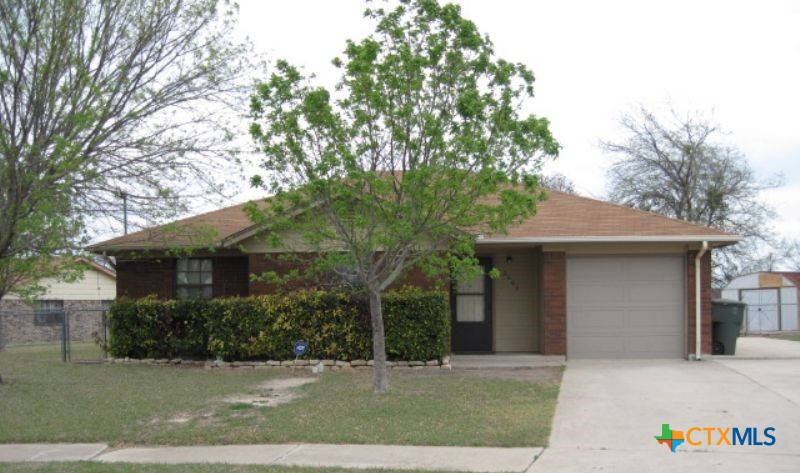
(489, 250, 540, 352)
(5, 268, 116, 301)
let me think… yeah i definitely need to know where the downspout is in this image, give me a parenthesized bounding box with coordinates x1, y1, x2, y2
(694, 241, 709, 360)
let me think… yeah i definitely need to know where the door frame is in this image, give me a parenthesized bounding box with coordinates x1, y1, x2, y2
(450, 257, 494, 353)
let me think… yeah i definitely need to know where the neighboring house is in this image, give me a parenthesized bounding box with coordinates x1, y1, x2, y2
(0, 258, 116, 346)
(721, 272, 800, 333)
(88, 190, 740, 360)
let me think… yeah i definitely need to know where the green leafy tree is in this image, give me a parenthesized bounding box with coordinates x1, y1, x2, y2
(0, 0, 250, 300)
(248, 0, 558, 393)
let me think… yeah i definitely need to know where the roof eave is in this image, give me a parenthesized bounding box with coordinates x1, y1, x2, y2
(475, 235, 742, 244)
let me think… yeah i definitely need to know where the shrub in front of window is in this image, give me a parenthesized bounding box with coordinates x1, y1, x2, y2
(107, 288, 449, 361)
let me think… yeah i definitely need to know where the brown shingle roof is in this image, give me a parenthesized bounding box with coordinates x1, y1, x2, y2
(88, 190, 737, 252)
(490, 190, 734, 240)
(87, 202, 254, 251)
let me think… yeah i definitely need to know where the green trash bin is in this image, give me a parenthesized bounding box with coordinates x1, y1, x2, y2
(712, 299, 746, 355)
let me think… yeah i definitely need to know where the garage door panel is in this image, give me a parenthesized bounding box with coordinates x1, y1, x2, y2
(626, 309, 683, 330)
(569, 335, 626, 358)
(570, 309, 624, 334)
(626, 281, 683, 305)
(567, 258, 624, 281)
(569, 282, 625, 306)
(567, 256, 684, 359)
(624, 257, 684, 280)
(627, 335, 683, 356)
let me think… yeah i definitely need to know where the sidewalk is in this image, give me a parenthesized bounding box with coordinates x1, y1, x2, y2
(0, 443, 543, 472)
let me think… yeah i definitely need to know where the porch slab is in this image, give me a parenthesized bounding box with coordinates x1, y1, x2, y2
(450, 353, 565, 369)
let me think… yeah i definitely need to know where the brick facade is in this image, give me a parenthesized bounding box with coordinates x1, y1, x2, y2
(687, 249, 713, 356)
(117, 255, 249, 299)
(541, 251, 566, 355)
(117, 258, 175, 299)
(0, 300, 108, 347)
(212, 256, 249, 297)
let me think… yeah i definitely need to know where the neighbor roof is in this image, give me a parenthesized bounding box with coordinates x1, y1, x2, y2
(88, 190, 738, 252)
(772, 272, 800, 287)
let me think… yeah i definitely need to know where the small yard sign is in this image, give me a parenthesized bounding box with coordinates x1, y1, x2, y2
(293, 340, 309, 357)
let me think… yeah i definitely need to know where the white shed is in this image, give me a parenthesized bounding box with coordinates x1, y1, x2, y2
(721, 272, 799, 332)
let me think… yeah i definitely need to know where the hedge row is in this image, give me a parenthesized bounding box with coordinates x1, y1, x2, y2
(108, 288, 450, 361)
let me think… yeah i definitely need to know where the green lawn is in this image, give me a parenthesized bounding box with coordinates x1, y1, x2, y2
(0, 344, 561, 447)
(0, 464, 452, 473)
(773, 334, 800, 342)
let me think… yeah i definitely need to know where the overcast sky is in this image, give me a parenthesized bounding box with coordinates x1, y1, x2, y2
(232, 0, 799, 239)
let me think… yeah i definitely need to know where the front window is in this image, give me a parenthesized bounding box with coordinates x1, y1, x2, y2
(34, 300, 64, 326)
(176, 259, 213, 299)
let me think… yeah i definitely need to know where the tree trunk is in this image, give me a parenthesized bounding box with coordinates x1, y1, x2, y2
(368, 287, 389, 393)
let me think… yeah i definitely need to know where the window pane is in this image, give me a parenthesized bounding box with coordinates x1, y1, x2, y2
(176, 272, 188, 284)
(202, 286, 213, 299)
(456, 295, 485, 322)
(187, 272, 201, 284)
(177, 259, 188, 271)
(201, 259, 212, 272)
(457, 273, 484, 293)
(188, 259, 200, 271)
(201, 271, 212, 285)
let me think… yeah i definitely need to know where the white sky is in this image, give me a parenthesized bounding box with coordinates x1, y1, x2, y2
(230, 0, 800, 239)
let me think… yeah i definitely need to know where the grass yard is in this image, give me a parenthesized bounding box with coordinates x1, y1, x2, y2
(773, 334, 800, 342)
(0, 344, 561, 447)
(0, 464, 453, 473)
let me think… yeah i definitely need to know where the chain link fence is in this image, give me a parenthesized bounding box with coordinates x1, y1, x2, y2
(0, 305, 109, 362)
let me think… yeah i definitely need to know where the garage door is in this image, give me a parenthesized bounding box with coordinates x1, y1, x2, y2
(567, 256, 685, 359)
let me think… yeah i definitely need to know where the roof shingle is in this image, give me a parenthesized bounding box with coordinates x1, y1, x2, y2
(89, 189, 737, 252)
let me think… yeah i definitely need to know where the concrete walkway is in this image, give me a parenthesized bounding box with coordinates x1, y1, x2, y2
(0, 443, 542, 472)
(0, 444, 107, 462)
(726, 336, 800, 359)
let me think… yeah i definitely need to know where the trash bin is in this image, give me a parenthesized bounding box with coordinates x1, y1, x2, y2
(712, 299, 746, 355)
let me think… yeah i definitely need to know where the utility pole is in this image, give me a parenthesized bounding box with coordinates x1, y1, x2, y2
(121, 192, 128, 235)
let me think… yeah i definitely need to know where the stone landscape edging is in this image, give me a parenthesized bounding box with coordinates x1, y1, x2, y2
(104, 356, 452, 370)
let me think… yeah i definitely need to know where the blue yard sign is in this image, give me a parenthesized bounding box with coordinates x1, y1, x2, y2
(293, 340, 308, 357)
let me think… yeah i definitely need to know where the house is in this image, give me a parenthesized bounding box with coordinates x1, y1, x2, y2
(88, 190, 740, 359)
(0, 258, 116, 346)
(721, 272, 799, 333)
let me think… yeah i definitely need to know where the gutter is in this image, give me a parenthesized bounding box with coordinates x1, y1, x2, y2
(474, 235, 741, 244)
(694, 241, 709, 360)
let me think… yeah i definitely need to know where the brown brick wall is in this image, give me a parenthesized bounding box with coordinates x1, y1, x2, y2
(541, 251, 566, 355)
(248, 253, 442, 295)
(213, 256, 249, 297)
(117, 258, 175, 299)
(117, 255, 249, 299)
(248, 253, 316, 295)
(392, 266, 443, 290)
(687, 249, 713, 356)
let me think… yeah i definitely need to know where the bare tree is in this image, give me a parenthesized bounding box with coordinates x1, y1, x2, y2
(541, 172, 576, 194)
(602, 106, 783, 285)
(0, 0, 251, 300)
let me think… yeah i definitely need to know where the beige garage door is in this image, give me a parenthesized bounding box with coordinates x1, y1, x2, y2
(567, 256, 685, 359)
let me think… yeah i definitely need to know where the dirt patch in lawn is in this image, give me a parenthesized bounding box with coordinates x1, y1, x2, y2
(222, 376, 318, 407)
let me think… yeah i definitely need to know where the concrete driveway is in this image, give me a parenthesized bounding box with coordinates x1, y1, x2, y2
(530, 339, 800, 472)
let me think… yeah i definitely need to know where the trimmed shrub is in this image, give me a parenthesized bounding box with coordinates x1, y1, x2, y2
(108, 297, 210, 359)
(108, 288, 449, 361)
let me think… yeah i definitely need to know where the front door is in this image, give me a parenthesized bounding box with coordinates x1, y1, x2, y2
(451, 258, 493, 352)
